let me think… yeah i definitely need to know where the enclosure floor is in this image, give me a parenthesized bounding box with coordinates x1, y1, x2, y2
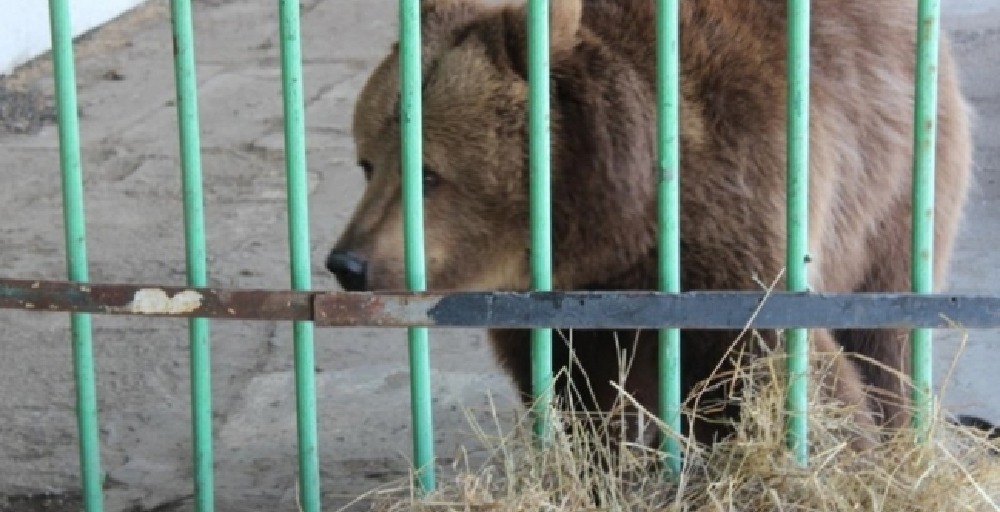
(0, 0, 998, 511)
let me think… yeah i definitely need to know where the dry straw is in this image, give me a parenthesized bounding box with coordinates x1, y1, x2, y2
(345, 325, 1000, 512)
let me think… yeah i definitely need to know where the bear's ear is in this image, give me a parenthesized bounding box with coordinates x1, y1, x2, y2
(550, 0, 583, 55)
(420, 0, 479, 33)
(500, 0, 583, 78)
(417, 0, 481, 54)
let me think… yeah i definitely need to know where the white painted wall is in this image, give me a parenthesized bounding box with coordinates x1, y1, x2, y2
(947, 0, 1000, 16)
(0, 0, 149, 75)
(0, 0, 993, 76)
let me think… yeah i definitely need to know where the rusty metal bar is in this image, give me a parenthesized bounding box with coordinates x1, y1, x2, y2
(4, 278, 1000, 329)
(0, 278, 311, 321)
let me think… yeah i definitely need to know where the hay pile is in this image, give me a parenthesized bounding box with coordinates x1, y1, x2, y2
(360, 334, 1000, 511)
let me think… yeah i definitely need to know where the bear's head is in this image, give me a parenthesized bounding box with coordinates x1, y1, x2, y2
(326, 0, 658, 292)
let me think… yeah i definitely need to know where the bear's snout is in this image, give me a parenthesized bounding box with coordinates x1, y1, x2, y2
(326, 250, 368, 292)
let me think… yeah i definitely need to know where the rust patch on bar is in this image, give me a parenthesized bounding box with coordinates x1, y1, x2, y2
(314, 293, 386, 326)
(312, 292, 436, 327)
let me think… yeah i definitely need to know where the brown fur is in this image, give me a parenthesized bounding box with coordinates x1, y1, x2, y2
(328, 0, 973, 448)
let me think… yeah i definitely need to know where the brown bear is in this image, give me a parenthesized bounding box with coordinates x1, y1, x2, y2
(325, 0, 975, 449)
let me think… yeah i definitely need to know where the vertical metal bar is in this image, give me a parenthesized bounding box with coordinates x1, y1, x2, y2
(528, 0, 552, 440)
(655, 0, 682, 476)
(277, 1, 321, 509)
(785, 0, 811, 465)
(910, 0, 941, 439)
(527, 0, 554, 443)
(399, 0, 436, 493)
(169, 1, 214, 510)
(46, 1, 104, 510)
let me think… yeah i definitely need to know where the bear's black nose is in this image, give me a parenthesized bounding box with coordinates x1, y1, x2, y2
(326, 250, 368, 292)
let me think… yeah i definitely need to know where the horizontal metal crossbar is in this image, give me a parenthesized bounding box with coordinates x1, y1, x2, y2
(3, 277, 1000, 329)
(0, 278, 312, 321)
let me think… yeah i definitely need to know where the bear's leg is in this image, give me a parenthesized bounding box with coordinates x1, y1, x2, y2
(831, 98, 970, 430)
(492, 328, 879, 452)
(677, 328, 877, 451)
(831, 194, 915, 431)
(832, 327, 910, 430)
(489, 327, 657, 434)
(810, 328, 881, 450)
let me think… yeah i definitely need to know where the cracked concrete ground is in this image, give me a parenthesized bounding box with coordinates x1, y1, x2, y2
(0, 0, 998, 511)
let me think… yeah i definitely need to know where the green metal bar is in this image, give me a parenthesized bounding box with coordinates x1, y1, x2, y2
(655, 0, 682, 476)
(168, 1, 214, 510)
(399, 0, 436, 493)
(785, 0, 811, 465)
(527, 0, 554, 443)
(47, 1, 104, 510)
(277, 1, 321, 509)
(910, 0, 942, 439)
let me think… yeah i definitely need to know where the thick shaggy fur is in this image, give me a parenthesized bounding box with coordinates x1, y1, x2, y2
(327, 0, 974, 448)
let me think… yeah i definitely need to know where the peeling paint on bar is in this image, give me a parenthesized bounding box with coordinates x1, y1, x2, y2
(125, 288, 204, 314)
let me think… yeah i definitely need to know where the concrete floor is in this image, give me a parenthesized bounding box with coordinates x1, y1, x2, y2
(0, 0, 997, 511)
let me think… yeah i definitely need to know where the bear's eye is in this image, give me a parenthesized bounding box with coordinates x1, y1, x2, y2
(359, 160, 373, 182)
(422, 167, 441, 190)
